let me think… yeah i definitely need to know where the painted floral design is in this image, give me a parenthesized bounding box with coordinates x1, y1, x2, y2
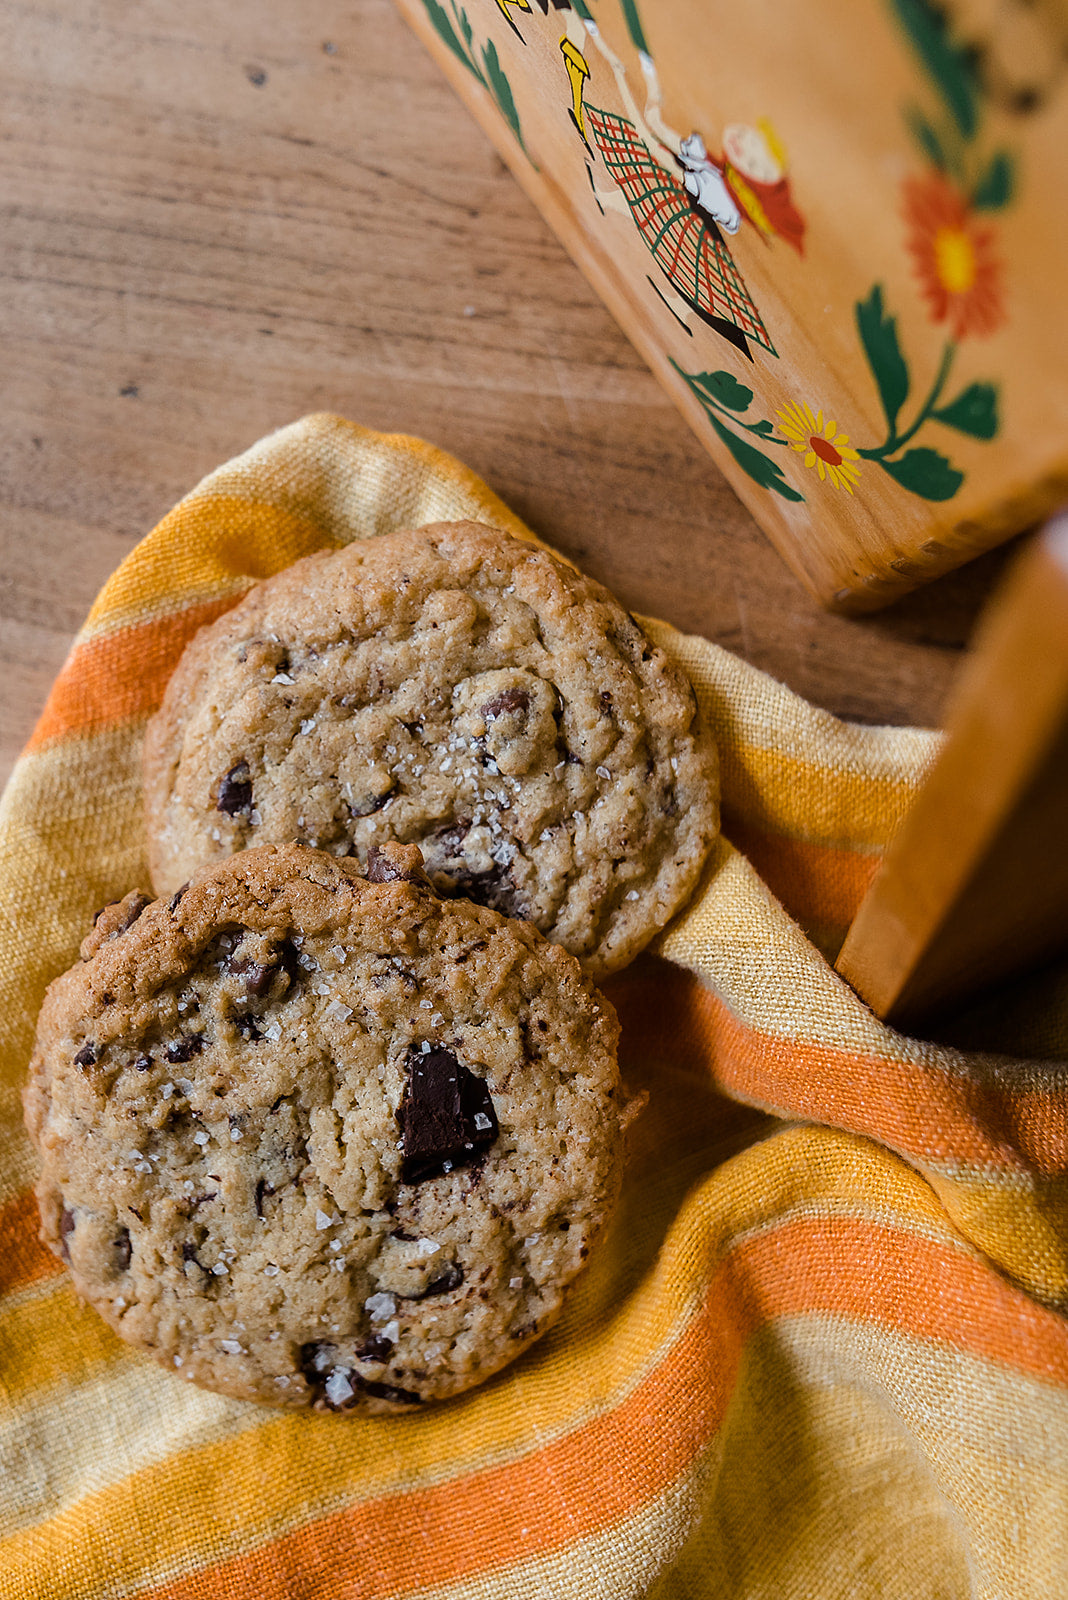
(840, 0, 1013, 501)
(459, 0, 1016, 510)
(672, 363, 803, 502)
(902, 172, 1005, 340)
(776, 403, 862, 494)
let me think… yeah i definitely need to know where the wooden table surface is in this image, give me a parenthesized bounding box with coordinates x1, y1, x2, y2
(0, 0, 1026, 793)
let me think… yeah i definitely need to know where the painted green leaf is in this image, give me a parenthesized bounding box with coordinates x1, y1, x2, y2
(856, 286, 910, 435)
(905, 105, 948, 171)
(691, 370, 754, 413)
(619, 0, 651, 55)
(881, 447, 964, 500)
(707, 416, 804, 503)
(749, 419, 777, 438)
(932, 382, 999, 438)
(482, 38, 524, 147)
(458, 5, 474, 50)
(421, 0, 478, 78)
(890, 0, 978, 138)
(972, 150, 1015, 210)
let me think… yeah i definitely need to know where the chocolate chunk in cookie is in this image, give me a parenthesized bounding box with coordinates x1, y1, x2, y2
(398, 1045, 499, 1184)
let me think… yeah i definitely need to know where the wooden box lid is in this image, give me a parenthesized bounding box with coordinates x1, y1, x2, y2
(393, 0, 1068, 610)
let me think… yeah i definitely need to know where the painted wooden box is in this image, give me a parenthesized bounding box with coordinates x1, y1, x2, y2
(392, 0, 1068, 610)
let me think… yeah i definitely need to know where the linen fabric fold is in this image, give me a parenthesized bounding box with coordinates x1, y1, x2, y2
(1, 414, 1064, 1599)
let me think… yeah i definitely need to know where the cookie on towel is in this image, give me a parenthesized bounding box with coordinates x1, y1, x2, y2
(142, 522, 718, 978)
(24, 842, 625, 1413)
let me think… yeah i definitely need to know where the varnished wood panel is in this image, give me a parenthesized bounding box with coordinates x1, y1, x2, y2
(836, 517, 1068, 1029)
(0, 0, 1023, 794)
(393, 0, 1068, 608)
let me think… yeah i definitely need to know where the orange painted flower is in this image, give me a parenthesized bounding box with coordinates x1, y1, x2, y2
(775, 402, 862, 493)
(902, 173, 1005, 340)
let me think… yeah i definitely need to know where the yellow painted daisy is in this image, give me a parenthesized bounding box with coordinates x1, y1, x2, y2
(776, 401, 862, 494)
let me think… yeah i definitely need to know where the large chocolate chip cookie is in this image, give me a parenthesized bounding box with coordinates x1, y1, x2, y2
(24, 843, 626, 1413)
(143, 523, 718, 977)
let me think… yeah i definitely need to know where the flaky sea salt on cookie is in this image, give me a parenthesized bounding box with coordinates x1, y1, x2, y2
(142, 522, 718, 978)
(24, 843, 627, 1413)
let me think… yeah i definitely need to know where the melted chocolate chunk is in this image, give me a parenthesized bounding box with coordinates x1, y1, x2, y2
(405, 1262, 465, 1299)
(235, 1013, 262, 1041)
(481, 687, 530, 719)
(74, 1042, 97, 1068)
(366, 844, 425, 885)
(299, 1340, 334, 1379)
(444, 862, 524, 920)
(227, 939, 297, 999)
(133, 1054, 152, 1073)
(114, 1228, 132, 1272)
(228, 958, 273, 998)
(216, 762, 253, 816)
(430, 1263, 464, 1294)
(354, 1377, 422, 1406)
(223, 932, 298, 1003)
(168, 882, 190, 913)
(429, 820, 470, 858)
(426, 823, 522, 913)
(166, 1035, 205, 1064)
(348, 784, 395, 818)
(354, 1334, 395, 1362)
(277, 937, 301, 983)
(299, 1340, 362, 1408)
(398, 1046, 499, 1184)
(116, 893, 150, 934)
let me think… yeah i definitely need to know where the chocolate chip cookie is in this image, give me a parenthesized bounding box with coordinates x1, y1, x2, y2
(24, 842, 626, 1413)
(143, 522, 718, 977)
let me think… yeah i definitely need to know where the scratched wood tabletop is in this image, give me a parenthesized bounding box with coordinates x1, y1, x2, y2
(0, 0, 1024, 793)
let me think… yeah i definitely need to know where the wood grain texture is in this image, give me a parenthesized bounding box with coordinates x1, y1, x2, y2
(0, 0, 1022, 794)
(835, 516, 1068, 1030)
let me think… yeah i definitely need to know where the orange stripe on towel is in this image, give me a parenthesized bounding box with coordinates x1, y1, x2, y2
(27, 596, 243, 750)
(0, 1187, 62, 1298)
(133, 1210, 1068, 1600)
(133, 1273, 744, 1600)
(608, 960, 1068, 1177)
(723, 811, 881, 938)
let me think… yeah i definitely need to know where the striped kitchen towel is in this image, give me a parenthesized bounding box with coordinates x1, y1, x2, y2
(1, 414, 1064, 1599)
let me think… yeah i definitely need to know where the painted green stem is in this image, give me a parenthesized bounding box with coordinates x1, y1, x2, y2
(859, 341, 956, 460)
(706, 400, 790, 441)
(669, 370, 789, 443)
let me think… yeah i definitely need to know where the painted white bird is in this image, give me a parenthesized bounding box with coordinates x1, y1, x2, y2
(677, 132, 741, 234)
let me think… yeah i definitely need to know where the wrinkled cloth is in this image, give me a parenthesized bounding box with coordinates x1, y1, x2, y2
(1, 414, 1065, 1600)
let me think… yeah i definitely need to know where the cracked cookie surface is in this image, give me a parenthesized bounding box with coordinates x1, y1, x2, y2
(24, 843, 625, 1413)
(142, 522, 719, 978)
